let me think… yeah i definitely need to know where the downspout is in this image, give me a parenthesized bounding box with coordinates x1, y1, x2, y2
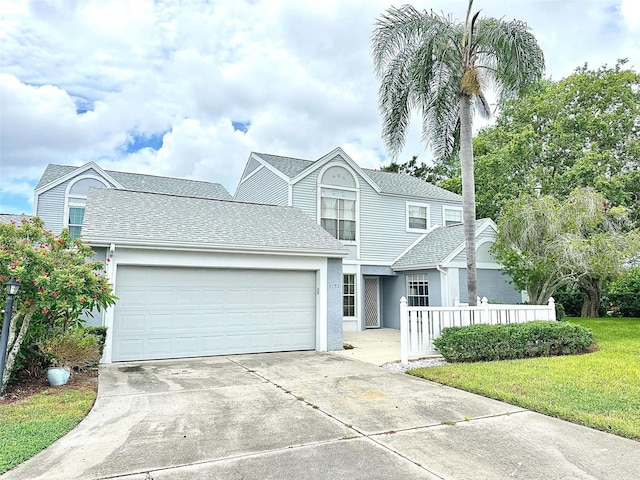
(436, 265, 449, 306)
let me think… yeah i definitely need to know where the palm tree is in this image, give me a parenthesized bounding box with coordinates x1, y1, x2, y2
(372, 1, 545, 305)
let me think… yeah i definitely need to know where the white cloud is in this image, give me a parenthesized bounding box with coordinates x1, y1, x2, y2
(1, 0, 638, 214)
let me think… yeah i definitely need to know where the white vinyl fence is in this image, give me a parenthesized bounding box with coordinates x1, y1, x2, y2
(400, 297, 556, 364)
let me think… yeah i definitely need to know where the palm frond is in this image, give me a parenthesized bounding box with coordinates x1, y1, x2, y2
(472, 17, 545, 100)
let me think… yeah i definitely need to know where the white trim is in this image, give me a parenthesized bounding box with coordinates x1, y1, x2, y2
(405, 201, 431, 233)
(80, 238, 349, 258)
(291, 147, 381, 193)
(238, 164, 264, 185)
(391, 229, 431, 264)
(251, 153, 294, 183)
(34, 162, 123, 195)
(442, 205, 463, 226)
(441, 219, 497, 265)
(63, 175, 111, 239)
(317, 164, 360, 247)
(103, 248, 331, 363)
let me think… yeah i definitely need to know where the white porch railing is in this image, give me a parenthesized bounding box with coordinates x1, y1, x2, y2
(400, 297, 556, 364)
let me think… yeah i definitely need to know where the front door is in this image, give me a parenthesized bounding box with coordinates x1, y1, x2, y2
(364, 277, 380, 328)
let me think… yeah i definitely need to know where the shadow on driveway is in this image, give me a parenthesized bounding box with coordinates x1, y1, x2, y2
(3, 351, 639, 479)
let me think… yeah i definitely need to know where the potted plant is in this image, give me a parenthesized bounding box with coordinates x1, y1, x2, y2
(38, 329, 100, 386)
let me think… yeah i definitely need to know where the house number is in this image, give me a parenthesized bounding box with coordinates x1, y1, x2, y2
(329, 284, 341, 288)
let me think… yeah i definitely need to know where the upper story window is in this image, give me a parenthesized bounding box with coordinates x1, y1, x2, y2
(406, 202, 430, 232)
(443, 206, 463, 226)
(321, 196, 356, 241)
(65, 176, 109, 239)
(319, 165, 358, 242)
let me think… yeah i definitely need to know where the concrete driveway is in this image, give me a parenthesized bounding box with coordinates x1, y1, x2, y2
(3, 352, 639, 480)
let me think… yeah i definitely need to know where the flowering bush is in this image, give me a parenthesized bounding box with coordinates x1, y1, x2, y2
(0, 217, 116, 391)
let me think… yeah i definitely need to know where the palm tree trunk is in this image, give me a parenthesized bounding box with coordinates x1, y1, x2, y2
(459, 94, 477, 305)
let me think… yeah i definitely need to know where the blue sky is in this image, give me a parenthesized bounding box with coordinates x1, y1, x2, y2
(1, 0, 638, 215)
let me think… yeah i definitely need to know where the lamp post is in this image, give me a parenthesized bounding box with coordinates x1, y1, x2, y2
(0, 278, 21, 395)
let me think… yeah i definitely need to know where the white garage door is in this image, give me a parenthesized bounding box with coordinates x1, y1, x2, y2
(112, 266, 316, 361)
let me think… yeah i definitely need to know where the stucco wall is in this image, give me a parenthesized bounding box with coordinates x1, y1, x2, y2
(381, 269, 442, 329)
(458, 269, 522, 304)
(326, 257, 344, 350)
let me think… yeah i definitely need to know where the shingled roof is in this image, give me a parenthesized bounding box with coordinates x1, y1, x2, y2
(392, 219, 492, 270)
(253, 152, 461, 202)
(82, 189, 348, 256)
(36, 163, 232, 200)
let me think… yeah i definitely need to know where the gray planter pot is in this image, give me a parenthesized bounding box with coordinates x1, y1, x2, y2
(47, 366, 71, 386)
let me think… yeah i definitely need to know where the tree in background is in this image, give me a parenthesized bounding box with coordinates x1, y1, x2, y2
(492, 189, 640, 316)
(0, 218, 116, 391)
(372, 1, 544, 305)
(468, 60, 640, 222)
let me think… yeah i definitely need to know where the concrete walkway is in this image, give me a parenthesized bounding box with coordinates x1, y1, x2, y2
(335, 327, 437, 365)
(3, 352, 639, 480)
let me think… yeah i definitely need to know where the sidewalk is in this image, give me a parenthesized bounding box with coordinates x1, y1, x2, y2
(334, 327, 439, 365)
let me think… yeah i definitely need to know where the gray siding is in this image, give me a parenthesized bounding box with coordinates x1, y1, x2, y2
(381, 269, 442, 328)
(451, 226, 497, 264)
(36, 167, 116, 235)
(290, 158, 463, 264)
(291, 170, 319, 218)
(234, 166, 288, 205)
(327, 257, 344, 350)
(36, 181, 66, 234)
(458, 269, 521, 304)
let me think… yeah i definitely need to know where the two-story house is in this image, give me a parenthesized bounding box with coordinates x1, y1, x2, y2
(32, 162, 348, 362)
(234, 147, 522, 332)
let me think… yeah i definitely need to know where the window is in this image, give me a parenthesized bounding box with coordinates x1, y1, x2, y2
(64, 176, 108, 240)
(68, 206, 85, 240)
(406, 274, 429, 306)
(406, 203, 430, 231)
(444, 207, 463, 226)
(343, 274, 355, 317)
(321, 197, 356, 241)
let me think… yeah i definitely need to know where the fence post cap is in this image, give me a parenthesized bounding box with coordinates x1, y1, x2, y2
(481, 297, 488, 304)
(400, 296, 407, 304)
(548, 297, 555, 304)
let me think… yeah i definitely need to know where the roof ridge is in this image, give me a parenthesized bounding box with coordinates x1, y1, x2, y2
(106, 169, 223, 186)
(93, 188, 295, 209)
(255, 152, 313, 163)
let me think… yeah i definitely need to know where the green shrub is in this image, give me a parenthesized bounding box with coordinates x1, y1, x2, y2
(552, 285, 583, 317)
(607, 267, 640, 317)
(433, 321, 594, 363)
(38, 330, 100, 368)
(83, 326, 108, 357)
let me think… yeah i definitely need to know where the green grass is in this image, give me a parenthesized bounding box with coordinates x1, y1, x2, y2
(409, 318, 640, 440)
(0, 388, 97, 474)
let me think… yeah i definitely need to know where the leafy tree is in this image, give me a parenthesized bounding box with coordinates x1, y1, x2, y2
(607, 267, 640, 317)
(0, 217, 116, 391)
(371, 1, 544, 305)
(492, 189, 640, 316)
(469, 60, 640, 222)
(381, 155, 459, 185)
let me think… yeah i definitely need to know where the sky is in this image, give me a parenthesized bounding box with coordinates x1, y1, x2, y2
(1, 0, 638, 214)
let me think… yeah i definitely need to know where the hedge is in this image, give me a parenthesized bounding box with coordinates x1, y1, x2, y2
(433, 321, 594, 363)
(83, 326, 108, 358)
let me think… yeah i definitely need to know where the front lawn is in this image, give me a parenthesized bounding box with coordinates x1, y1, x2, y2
(0, 384, 97, 474)
(409, 318, 640, 440)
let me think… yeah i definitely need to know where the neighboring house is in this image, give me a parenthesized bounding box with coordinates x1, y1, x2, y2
(33, 163, 348, 362)
(0, 214, 33, 225)
(34, 162, 232, 238)
(234, 147, 521, 331)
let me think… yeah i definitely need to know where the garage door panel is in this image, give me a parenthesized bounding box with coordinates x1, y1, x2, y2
(113, 267, 316, 361)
